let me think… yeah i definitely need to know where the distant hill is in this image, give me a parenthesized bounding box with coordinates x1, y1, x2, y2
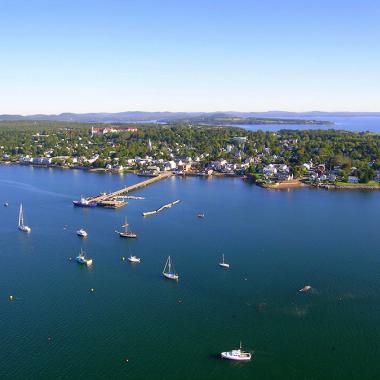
(0, 111, 379, 123)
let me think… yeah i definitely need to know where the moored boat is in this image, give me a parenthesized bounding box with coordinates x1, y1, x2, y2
(162, 256, 179, 281)
(76, 228, 88, 237)
(128, 255, 141, 263)
(219, 254, 230, 268)
(116, 217, 137, 238)
(221, 342, 252, 361)
(76, 249, 93, 266)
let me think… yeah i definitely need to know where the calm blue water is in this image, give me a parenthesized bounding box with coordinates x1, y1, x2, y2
(235, 116, 380, 132)
(1, 165, 380, 379)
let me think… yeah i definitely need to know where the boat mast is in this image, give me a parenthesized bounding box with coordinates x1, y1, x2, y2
(124, 217, 128, 233)
(168, 256, 172, 273)
(163, 256, 169, 274)
(19, 204, 23, 227)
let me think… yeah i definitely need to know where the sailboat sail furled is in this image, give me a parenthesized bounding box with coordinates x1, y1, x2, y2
(18, 204, 31, 233)
(162, 256, 179, 281)
(116, 217, 137, 238)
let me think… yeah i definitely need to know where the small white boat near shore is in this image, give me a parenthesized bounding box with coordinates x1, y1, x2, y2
(221, 342, 252, 361)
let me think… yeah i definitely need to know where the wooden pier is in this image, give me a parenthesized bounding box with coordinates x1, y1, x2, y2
(84, 172, 174, 208)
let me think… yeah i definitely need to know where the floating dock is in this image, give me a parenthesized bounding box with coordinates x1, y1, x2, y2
(74, 172, 173, 208)
(142, 200, 180, 216)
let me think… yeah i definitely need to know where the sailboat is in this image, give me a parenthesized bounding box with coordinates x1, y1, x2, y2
(162, 256, 179, 281)
(18, 204, 31, 233)
(116, 217, 137, 238)
(76, 248, 93, 266)
(219, 254, 230, 268)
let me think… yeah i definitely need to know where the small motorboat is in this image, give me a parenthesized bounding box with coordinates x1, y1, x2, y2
(128, 255, 141, 263)
(197, 213, 205, 218)
(4, 202, 9, 207)
(76, 228, 88, 238)
(299, 285, 312, 293)
(219, 254, 230, 268)
(221, 342, 252, 361)
(76, 249, 93, 266)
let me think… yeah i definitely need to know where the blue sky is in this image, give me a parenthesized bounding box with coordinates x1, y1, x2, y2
(0, 0, 379, 114)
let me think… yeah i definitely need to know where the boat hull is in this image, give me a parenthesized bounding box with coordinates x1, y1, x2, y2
(73, 201, 97, 207)
(163, 273, 179, 281)
(18, 226, 31, 233)
(76, 257, 92, 266)
(118, 232, 137, 238)
(221, 352, 251, 361)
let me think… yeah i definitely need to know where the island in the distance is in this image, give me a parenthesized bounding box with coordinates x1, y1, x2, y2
(189, 116, 334, 126)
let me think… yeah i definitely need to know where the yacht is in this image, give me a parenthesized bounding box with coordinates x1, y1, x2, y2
(162, 256, 179, 281)
(221, 342, 252, 361)
(197, 213, 205, 218)
(18, 204, 31, 233)
(76, 249, 93, 266)
(116, 217, 137, 238)
(76, 228, 88, 238)
(219, 254, 230, 268)
(128, 255, 141, 263)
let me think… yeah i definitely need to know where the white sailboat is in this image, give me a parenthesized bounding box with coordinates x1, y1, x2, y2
(162, 256, 179, 281)
(219, 254, 230, 268)
(18, 204, 31, 233)
(221, 341, 252, 361)
(116, 217, 137, 238)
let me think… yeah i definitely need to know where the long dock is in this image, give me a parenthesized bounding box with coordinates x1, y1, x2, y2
(84, 172, 174, 207)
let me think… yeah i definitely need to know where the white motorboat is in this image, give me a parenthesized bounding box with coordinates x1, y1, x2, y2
(128, 255, 141, 263)
(219, 254, 230, 268)
(76, 249, 93, 266)
(18, 204, 31, 233)
(162, 256, 179, 281)
(76, 228, 88, 237)
(299, 285, 312, 292)
(221, 342, 252, 361)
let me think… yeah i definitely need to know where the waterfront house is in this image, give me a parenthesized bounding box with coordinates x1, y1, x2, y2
(348, 176, 359, 183)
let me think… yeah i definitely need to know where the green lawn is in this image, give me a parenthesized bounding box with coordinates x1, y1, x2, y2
(335, 181, 380, 187)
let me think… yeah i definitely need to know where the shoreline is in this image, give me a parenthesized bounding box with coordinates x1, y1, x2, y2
(2, 162, 380, 191)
